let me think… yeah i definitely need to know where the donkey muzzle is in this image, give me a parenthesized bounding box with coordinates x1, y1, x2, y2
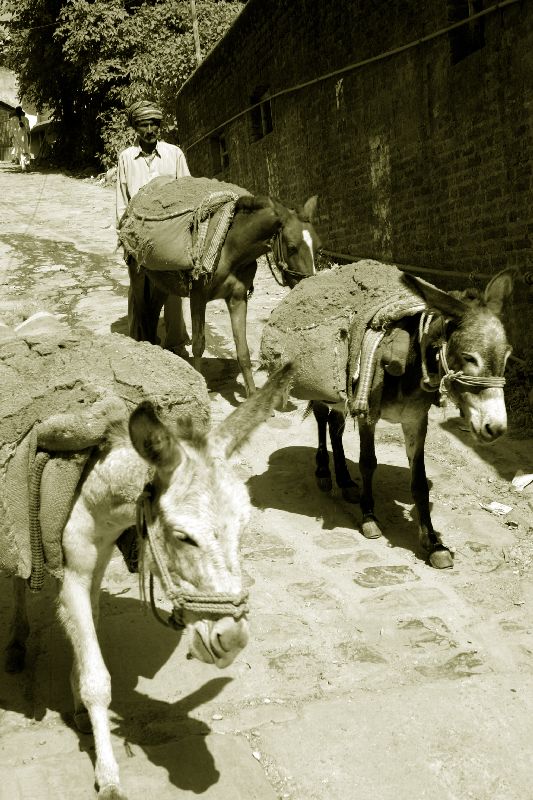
(461, 388, 507, 443)
(188, 616, 249, 668)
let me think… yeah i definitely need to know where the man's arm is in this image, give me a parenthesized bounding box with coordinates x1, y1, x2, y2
(176, 147, 191, 178)
(116, 152, 130, 228)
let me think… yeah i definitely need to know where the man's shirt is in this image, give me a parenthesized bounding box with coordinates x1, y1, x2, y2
(116, 139, 190, 226)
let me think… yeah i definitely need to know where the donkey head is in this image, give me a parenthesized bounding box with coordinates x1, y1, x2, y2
(129, 364, 294, 668)
(273, 196, 321, 287)
(405, 269, 515, 443)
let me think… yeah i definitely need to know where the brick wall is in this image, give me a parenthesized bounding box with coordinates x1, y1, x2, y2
(176, 0, 533, 355)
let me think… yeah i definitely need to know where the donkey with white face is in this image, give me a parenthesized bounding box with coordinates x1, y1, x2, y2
(5, 364, 294, 800)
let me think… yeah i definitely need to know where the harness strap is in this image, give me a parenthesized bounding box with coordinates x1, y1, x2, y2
(438, 344, 506, 391)
(419, 312, 440, 391)
(266, 230, 307, 286)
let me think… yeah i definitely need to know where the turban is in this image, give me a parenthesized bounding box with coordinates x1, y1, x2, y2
(127, 100, 163, 127)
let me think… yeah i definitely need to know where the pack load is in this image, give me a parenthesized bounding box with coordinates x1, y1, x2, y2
(259, 260, 427, 411)
(0, 311, 210, 586)
(118, 175, 251, 279)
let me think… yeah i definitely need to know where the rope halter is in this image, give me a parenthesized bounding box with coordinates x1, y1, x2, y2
(266, 229, 308, 286)
(136, 484, 249, 631)
(418, 311, 506, 403)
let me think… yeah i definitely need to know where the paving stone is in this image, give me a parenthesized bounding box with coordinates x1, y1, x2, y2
(354, 564, 420, 587)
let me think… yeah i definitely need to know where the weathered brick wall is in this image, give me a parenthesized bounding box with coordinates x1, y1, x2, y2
(176, 0, 533, 355)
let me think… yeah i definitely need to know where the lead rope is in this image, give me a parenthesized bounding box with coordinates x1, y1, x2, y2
(438, 342, 506, 394)
(136, 488, 249, 631)
(266, 229, 309, 286)
(266, 230, 288, 286)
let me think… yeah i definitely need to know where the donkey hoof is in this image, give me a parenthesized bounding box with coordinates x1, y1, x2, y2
(428, 546, 454, 569)
(73, 708, 93, 734)
(341, 483, 360, 504)
(361, 518, 382, 539)
(4, 643, 26, 673)
(98, 785, 127, 800)
(316, 475, 332, 493)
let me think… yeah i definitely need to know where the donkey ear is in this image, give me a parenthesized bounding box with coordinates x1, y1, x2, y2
(300, 195, 318, 222)
(213, 363, 295, 457)
(129, 401, 182, 473)
(401, 272, 468, 318)
(483, 267, 516, 316)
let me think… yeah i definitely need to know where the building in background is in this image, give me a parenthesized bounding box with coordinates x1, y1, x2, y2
(175, 0, 532, 355)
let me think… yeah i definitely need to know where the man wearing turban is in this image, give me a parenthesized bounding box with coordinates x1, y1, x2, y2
(117, 99, 190, 356)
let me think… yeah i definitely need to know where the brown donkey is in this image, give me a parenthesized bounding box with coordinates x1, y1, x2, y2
(312, 269, 515, 569)
(4, 364, 294, 800)
(130, 192, 320, 397)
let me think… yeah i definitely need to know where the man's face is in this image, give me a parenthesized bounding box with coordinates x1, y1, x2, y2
(135, 118, 160, 148)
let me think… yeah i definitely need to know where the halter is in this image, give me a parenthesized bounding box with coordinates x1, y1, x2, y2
(136, 484, 249, 631)
(418, 311, 506, 401)
(266, 229, 308, 286)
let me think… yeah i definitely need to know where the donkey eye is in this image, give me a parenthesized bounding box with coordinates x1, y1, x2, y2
(462, 352, 479, 366)
(178, 532, 198, 547)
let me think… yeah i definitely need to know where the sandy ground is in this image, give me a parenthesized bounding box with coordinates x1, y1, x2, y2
(0, 162, 532, 800)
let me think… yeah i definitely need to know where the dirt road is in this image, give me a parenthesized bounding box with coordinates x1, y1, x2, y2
(1, 162, 532, 800)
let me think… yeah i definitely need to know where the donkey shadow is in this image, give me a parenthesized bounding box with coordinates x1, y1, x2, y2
(439, 415, 530, 481)
(0, 583, 230, 794)
(247, 444, 425, 557)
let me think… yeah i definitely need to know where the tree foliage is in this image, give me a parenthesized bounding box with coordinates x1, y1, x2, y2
(1, 0, 244, 167)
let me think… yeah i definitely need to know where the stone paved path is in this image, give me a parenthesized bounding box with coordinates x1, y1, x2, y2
(0, 163, 532, 799)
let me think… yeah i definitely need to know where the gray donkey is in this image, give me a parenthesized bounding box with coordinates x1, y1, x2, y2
(310, 268, 515, 569)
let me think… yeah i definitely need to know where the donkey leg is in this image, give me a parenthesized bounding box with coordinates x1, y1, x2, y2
(226, 294, 256, 396)
(358, 420, 382, 539)
(312, 401, 332, 492)
(401, 415, 454, 569)
(70, 543, 115, 736)
(4, 577, 29, 673)
(59, 512, 125, 798)
(190, 286, 207, 376)
(328, 409, 360, 503)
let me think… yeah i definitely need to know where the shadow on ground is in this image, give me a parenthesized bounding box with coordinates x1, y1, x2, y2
(439, 416, 533, 481)
(0, 585, 230, 794)
(247, 444, 426, 557)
